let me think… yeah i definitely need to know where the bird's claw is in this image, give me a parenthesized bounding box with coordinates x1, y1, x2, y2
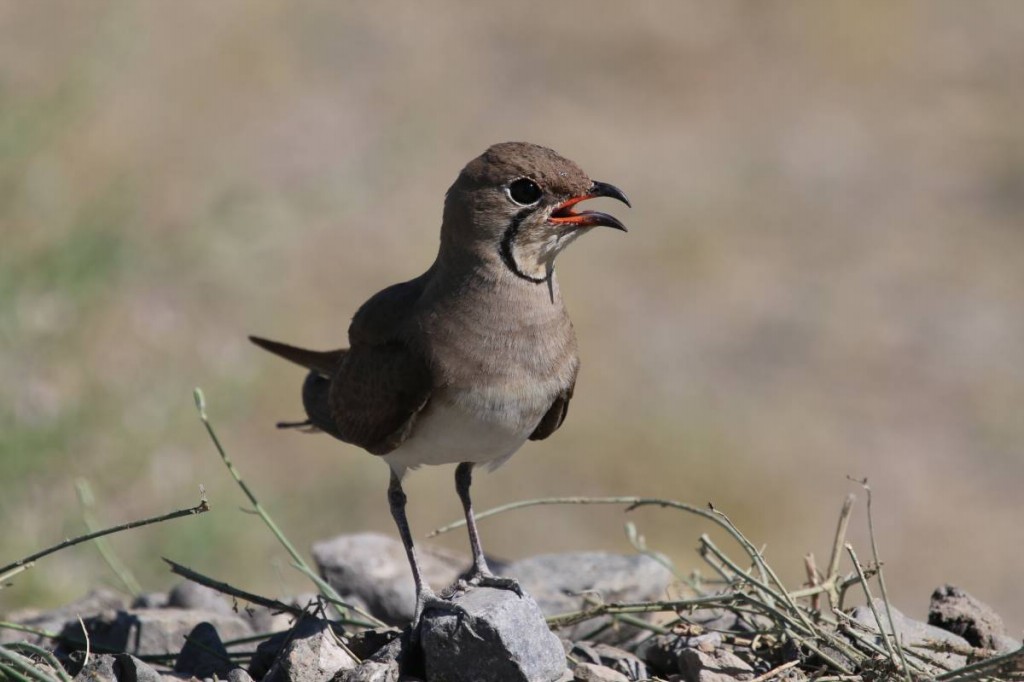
(410, 588, 469, 643)
(460, 570, 524, 597)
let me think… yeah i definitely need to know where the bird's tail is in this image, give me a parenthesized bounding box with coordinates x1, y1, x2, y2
(248, 335, 346, 376)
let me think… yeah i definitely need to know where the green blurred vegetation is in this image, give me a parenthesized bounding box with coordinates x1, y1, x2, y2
(1, 1, 1022, 631)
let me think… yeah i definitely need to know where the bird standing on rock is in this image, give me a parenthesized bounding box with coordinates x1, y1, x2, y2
(250, 141, 630, 627)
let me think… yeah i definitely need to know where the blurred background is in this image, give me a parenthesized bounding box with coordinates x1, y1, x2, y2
(2, 2, 1022, 630)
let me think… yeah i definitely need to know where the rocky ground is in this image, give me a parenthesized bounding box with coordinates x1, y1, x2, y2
(2, 533, 1021, 682)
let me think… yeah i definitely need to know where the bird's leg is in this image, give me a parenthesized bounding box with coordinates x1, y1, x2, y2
(454, 462, 523, 596)
(387, 470, 463, 633)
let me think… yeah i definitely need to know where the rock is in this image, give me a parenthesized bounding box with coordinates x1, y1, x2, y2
(250, 629, 292, 681)
(166, 580, 286, 634)
(61, 608, 252, 657)
(573, 662, 629, 682)
(168, 582, 233, 614)
(928, 584, 1017, 651)
(498, 552, 674, 643)
(131, 593, 169, 609)
(678, 648, 754, 682)
(570, 642, 648, 680)
(228, 669, 256, 682)
(119, 655, 163, 682)
(174, 622, 232, 679)
(636, 632, 724, 676)
(420, 586, 566, 682)
(2, 589, 129, 646)
(345, 628, 403, 661)
(850, 599, 970, 669)
(312, 532, 464, 625)
(338, 634, 406, 682)
(74, 654, 119, 682)
(263, 616, 357, 682)
(72, 654, 162, 682)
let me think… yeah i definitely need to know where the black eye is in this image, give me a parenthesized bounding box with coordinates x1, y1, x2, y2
(507, 178, 543, 206)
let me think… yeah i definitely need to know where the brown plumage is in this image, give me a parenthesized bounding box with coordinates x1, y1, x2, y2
(250, 141, 629, 629)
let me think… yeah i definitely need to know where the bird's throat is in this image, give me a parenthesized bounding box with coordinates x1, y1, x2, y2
(498, 210, 549, 284)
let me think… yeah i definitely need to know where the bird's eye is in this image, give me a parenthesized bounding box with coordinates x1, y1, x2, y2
(507, 178, 543, 206)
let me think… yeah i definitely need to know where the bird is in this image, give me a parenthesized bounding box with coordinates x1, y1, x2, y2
(250, 141, 629, 628)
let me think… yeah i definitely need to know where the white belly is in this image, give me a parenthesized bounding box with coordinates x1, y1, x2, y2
(381, 391, 538, 478)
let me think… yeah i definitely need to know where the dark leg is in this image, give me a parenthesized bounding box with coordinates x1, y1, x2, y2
(388, 469, 463, 632)
(388, 469, 428, 594)
(455, 462, 522, 595)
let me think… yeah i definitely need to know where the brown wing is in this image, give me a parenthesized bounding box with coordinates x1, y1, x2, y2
(328, 340, 432, 455)
(327, 272, 434, 455)
(529, 375, 576, 441)
(252, 270, 434, 455)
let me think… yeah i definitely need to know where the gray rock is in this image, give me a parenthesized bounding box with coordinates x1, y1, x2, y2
(74, 654, 119, 682)
(263, 616, 357, 682)
(174, 622, 232, 679)
(120, 655, 163, 682)
(573, 662, 629, 682)
(72, 654, 162, 682)
(338, 634, 405, 682)
(3, 589, 129, 646)
(131, 593, 169, 609)
(498, 552, 674, 643)
(345, 628, 403, 661)
(169, 581, 285, 634)
(570, 642, 648, 680)
(928, 584, 1016, 651)
(678, 648, 754, 682)
(312, 532, 464, 625)
(63, 608, 253, 657)
(168, 582, 233, 614)
(635, 632, 723, 676)
(228, 669, 256, 682)
(250, 628, 291, 681)
(421, 586, 566, 682)
(850, 599, 970, 669)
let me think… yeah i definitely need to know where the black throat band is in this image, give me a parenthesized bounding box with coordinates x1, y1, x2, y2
(499, 209, 548, 284)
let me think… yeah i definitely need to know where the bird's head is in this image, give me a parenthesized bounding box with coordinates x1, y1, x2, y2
(441, 142, 630, 283)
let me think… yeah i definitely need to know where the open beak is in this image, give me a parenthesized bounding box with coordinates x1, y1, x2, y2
(549, 181, 631, 232)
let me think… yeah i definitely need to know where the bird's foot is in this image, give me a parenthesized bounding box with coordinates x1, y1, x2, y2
(410, 587, 468, 643)
(457, 568, 524, 597)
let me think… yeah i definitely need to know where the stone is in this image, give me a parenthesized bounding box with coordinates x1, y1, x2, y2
(3, 589, 129, 646)
(131, 593, 169, 609)
(850, 599, 970, 669)
(72, 654, 162, 682)
(570, 642, 648, 680)
(228, 669, 256, 682)
(312, 532, 464, 625)
(420, 586, 566, 682)
(338, 634, 406, 682)
(636, 632, 724, 677)
(250, 628, 291, 681)
(678, 648, 754, 682)
(928, 584, 1017, 651)
(263, 616, 357, 682)
(573, 662, 629, 682)
(498, 552, 675, 643)
(60, 608, 253, 657)
(345, 628, 403, 661)
(74, 654, 118, 682)
(174, 622, 232, 679)
(167, 582, 233, 614)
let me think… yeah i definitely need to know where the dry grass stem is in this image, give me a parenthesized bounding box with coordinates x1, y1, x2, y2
(0, 494, 209, 586)
(192, 388, 384, 627)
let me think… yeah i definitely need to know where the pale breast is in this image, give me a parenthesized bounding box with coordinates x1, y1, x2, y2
(382, 387, 546, 478)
